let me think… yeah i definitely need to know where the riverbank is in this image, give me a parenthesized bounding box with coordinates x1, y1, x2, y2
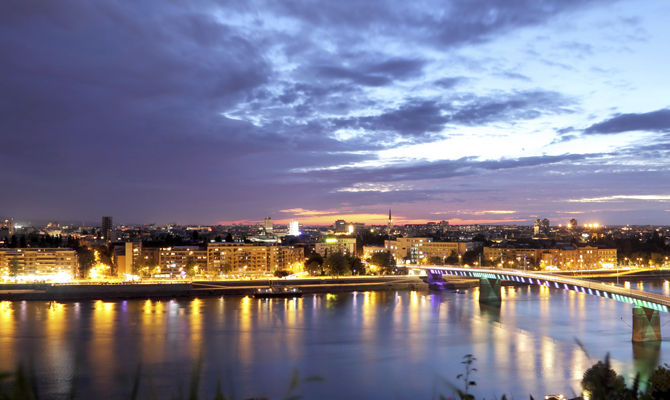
(0, 276, 428, 301)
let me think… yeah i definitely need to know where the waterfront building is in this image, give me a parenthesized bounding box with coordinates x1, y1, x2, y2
(158, 246, 207, 276)
(315, 237, 357, 257)
(113, 241, 141, 276)
(0, 248, 77, 280)
(206, 243, 304, 275)
(483, 245, 617, 270)
(483, 246, 542, 269)
(540, 246, 617, 270)
(384, 237, 472, 264)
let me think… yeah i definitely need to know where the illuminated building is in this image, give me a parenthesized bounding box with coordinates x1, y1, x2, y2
(483, 247, 541, 269)
(315, 237, 357, 257)
(158, 246, 207, 276)
(0, 248, 77, 280)
(362, 245, 387, 260)
(334, 219, 347, 234)
(113, 241, 141, 276)
(101, 216, 112, 242)
(288, 220, 300, 236)
(206, 243, 304, 275)
(483, 246, 617, 270)
(540, 247, 617, 270)
(1, 218, 14, 236)
(384, 237, 471, 264)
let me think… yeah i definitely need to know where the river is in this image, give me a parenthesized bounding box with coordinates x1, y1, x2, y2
(1, 279, 669, 399)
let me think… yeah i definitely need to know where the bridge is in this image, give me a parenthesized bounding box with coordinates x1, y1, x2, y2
(409, 266, 667, 342)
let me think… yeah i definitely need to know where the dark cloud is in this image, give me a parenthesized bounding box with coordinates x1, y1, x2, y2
(448, 90, 572, 125)
(332, 90, 572, 138)
(434, 77, 466, 89)
(312, 57, 425, 87)
(584, 109, 670, 134)
(308, 153, 594, 187)
(338, 99, 447, 137)
(270, 0, 607, 49)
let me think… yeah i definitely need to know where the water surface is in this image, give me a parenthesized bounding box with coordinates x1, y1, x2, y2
(1, 280, 669, 399)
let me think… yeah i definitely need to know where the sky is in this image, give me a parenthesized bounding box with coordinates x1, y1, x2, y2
(2, 0, 670, 226)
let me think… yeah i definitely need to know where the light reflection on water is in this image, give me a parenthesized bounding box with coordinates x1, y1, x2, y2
(0, 282, 668, 399)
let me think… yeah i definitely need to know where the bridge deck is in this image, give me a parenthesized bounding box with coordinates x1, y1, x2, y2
(416, 266, 670, 312)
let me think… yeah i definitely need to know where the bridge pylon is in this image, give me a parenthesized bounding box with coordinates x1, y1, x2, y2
(479, 278, 501, 306)
(632, 306, 661, 342)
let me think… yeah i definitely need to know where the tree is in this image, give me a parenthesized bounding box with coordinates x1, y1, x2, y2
(428, 256, 444, 265)
(370, 251, 396, 275)
(8, 257, 21, 277)
(581, 354, 628, 400)
(445, 252, 459, 265)
(324, 252, 349, 276)
(76, 247, 95, 279)
(347, 255, 364, 275)
(185, 256, 198, 277)
(306, 253, 324, 275)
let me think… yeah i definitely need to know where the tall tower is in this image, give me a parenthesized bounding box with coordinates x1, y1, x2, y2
(101, 216, 112, 242)
(387, 209, 393, 234)
(264, 217, 273, 233)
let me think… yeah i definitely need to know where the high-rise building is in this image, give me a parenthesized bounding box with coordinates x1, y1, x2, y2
(101, 216, 112, 242)
(334, 219, 347, 234)
(569, 218, 578, 229)
(315, 237, 357, 257)
(1, 218, 14, 236)
(288, 220, 300, 236)
(264, 217, 273, 233)
(114, 241, 141, 276)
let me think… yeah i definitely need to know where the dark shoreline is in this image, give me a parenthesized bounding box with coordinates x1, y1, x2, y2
(0, 276, 429, 302)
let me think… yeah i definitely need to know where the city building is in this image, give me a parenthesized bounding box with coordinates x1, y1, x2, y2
(101, 216, 112, 242)
(206, 243, 304, 275)
(483, 245, 618, 270)
(334, 219, 347, 234)
(0, 248, 77, 280)
(1, 218, 14, 236)
(384, 237, 472, 264)
(288, 220, 300, 236)
(113, 241, 141, 276)
(362, 245, 387, 260)
(540, 247, 617, 270)
(264, 217, 273, 233)
(158, 246, 207, 276)
(315, 237, 357, 257)
(483, 246, 542, 269)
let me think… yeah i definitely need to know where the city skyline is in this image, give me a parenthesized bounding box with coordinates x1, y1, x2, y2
(2, 1, 670, 226)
